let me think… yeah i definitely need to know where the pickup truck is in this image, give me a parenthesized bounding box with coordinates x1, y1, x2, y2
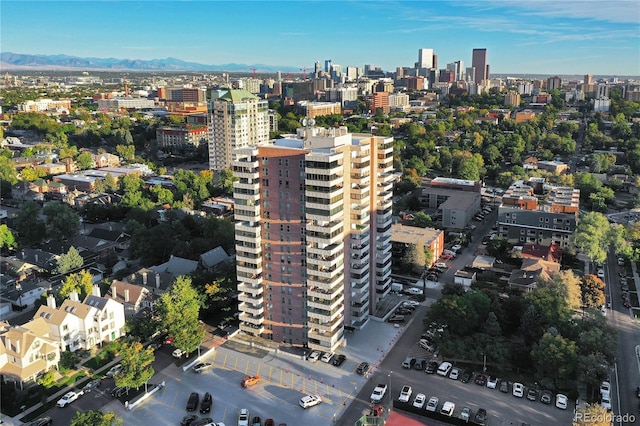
(370, 384, 388, 403)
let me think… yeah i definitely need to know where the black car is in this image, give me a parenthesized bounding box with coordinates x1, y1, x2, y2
(526, 388, 537, 401)
(414, 358, 426, 370)
(252, 416, 262, 426)
(396, 308, 412, 315)
(474, 408, 488, 426)
(356, 362, 370, 375)
(425, 361, 439, 374)
(540, 390, 552, 404)
(200, 392, 212, 414)
(190, 418, 214, 426)
(332, 354, 347, 366)
(460, 370, 473, 383)
(499, 380, 509, 393)
(186, 392, 199, 411)
(181, 415, 198, 426)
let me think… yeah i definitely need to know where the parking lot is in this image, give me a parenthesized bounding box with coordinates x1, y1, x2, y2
(100, 318, 409, 426)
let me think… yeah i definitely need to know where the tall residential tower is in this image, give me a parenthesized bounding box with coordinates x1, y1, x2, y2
(232, 125, 394, 352)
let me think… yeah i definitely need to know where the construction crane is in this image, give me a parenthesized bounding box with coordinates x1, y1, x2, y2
(249, 67, 257, 79)
(300, 67, 310, 81)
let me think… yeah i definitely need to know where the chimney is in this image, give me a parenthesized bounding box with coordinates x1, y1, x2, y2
(155, 273, 160, 288)
(70, 291, 79, 302)
(15, 339, 20, 354)
(21, 250, 25, 259)
(111, 284, 117, 300)
(124, 289, 130, 303)
(92, 284, 101, 297)
(142, 272, 147, 285)
(35, 254, 39, 262)
(130, 273, 135, 282)
(5, 337, 10, 352)
(47, 294, 56, 309)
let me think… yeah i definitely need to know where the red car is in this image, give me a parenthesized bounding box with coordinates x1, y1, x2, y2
(163, 336, 174, 345)
(440, 254, 454, 260)
(475, 374, 487, 386)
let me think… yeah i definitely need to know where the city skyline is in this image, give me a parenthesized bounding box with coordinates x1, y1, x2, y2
(1, 1, 639, 76)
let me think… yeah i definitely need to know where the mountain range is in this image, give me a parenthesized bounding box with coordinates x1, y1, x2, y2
(0, 52, 298, 73)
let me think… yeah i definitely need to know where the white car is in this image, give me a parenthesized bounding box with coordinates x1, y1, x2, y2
(426, 396, 439, 412)
(556, 393, 568, 409)
(451, 244, 462, 252)
(307, 350, 321, 362)
(57, 391, 81, 407)
(405, 287, 423, 296)
(600, 381, 611, 397)
(486, 376, 498, 389)
(299, 394, 322, 409)
(597, 269, 605, 279)
(449, 367, 461, 380)
(459, 406, 472, 422)
(398, 385, 412, 403)
(321, 352, 334, 363)
(434, 262, 448, 269)
(512, 382, 524, 398)
(440, 401, 455, 416)
(403, 300, 420, 308)
(437, 361, 452, 376)
(172, 348, 184, 358)
(237, 408, 250, 426)
(412, 393, 426, 408)
(419, 339, 434, 352)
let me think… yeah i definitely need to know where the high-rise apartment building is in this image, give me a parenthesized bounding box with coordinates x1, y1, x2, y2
(231, 125, 394, 352)
(472, 48, 489, 84)
(547, 76, 562, 91)
(208, 89, 269, 172)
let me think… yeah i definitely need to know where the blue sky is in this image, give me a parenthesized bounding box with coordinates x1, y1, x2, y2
(2, 0, 639, 76)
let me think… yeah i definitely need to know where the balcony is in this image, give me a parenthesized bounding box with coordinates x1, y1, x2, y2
(306, 220, 343, 234)
(238, 292, 262, 304)
(306, 273, 343, 290)
(237, 264, 262, 277)
(237, 282, 263, 296)
(307, 305, 344, 323)
(239, 322, 264, 335)
(307, 293, 344, 311)
(236, 221, 261, 235)
(308, 243, 343, 258)
(306, 265, 343, 280)
(237, 273, 263, 285)
(239, 312, 264, 325)
(239, 302, 264, 316)
(308, 285, 341, 299)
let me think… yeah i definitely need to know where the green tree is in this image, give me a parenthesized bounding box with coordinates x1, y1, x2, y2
(43, 202, 80, 240)
(58, 269, 94, 300)
(19, 165, 46, 182)
(0, 224, 17, 250)
(103, 173, 119, 192)
(38, 370, 56, 388)
(14, 201, 46, 246)
(537, 270, 582, 312)
(531, 332, 577, 389)
(76, 152, 95, 170)
(157, 276, 205, 356)
(54, 246, 84, 274)
(115, 144, 135, 161)
(114, 341, 155, 393)
(0, 155, 19, 197)
(572, 212, 611, 264)
(580, 275, 606, 309)
(70, 410, 122, 426)
(412, 211, 433, 228)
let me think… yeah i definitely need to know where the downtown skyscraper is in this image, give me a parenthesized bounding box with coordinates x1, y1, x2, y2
(472, 48, 490, 84)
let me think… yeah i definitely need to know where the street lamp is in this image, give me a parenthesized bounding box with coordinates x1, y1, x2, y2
(388, 371, 393, 404)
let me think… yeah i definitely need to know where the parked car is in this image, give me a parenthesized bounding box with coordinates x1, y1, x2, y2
(451, 244, 462, 252)
(499, 379, 510, 393)
(600, 381, 611, 397)
(474, 408, 488, 425)
(321, 352, 335, 363)
(601, 395, 612, 411)
(200, 392, 212, 414)
(540, 390, 552, 404)
(238, 408, 250, 426)
(434, 262, 448, 269)
(412, 393, 426, 408)
(106, 364, 123, 377)
(57, 391, 82, 407)
(405, 287, 423, 295)
(486, 376, 498, 389)
(426, 273, 438, 281)
(181, 414, 198, 426)
(163, 336, 175, 345)
(440, 253, 454, 260)
(307, 351, 321, 362)
(299, 394, 322, 409)
(437, 361, 452, 376)
(190, 419, 214, 426)
(556, 393, 568, 409)
(173, 348, 185, 358)
(512, 382, 524, 397)
(526, 388, 538, 401)
(402, 356, 416, 369)
(414, 358, 426, 370)
(264, 419, 275, 426)
(460, 370, 473, 383)
(398, 385, 412, 402)
(388, 315, 405, 323)
(419, 339, 434, 352)
(449, 367, 461, 380)
(440, 401, 455, 416)
(251, 416, 262, 426)
(332, 354, 347, 366)
(475, 374, 487, 386)
(459, 406, 472, 422)
(426, 396, 439, 412)
(356, 362, 370, 375)
(396, 308, 412, 315)
(193, 363, 212, 373)
(597, 269, 605, 279)
(27, 417, 52, 426)
(425, 361, 438, 374)
(81, 379, 101, 394)
(186, 392, 199, 411)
